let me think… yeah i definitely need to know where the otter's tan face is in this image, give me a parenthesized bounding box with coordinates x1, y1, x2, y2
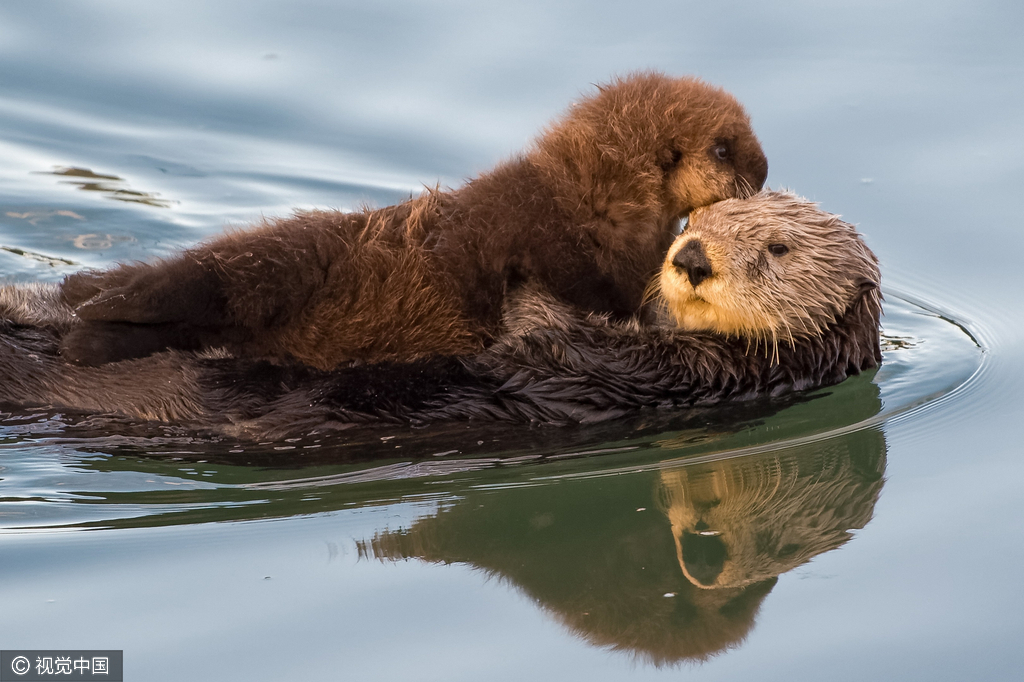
(657, 191, 880, 351)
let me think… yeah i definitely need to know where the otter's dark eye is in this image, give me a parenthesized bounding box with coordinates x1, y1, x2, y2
(778, 543, 800, 558)
(712, 143, 730, 161)
(660, 149, 683, 172)
(768, 243, 789, 256)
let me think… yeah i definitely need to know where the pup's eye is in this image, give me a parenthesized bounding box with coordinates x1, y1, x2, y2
(768, 243, 789, 256)
(712, 144, 730, 161)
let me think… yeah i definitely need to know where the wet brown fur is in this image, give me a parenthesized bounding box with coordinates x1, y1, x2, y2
(59, 72, 767, 369)
(0, 192, 880, 439)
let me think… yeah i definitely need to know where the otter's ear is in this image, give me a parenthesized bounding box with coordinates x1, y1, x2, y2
(855, 279, 880, 304)
(658, 148, 683, 172)
(856, 279, 879, 294)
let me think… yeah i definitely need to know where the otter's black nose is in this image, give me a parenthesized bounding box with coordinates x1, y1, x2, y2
(672, 240, 713, 287)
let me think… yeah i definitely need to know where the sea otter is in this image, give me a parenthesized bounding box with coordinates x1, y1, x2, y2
(0, 191, 880, 439)
(57, 72, 768, 369)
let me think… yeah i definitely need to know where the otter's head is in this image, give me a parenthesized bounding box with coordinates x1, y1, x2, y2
(532, 72, 768, 262)
(657, 191, 880, 352)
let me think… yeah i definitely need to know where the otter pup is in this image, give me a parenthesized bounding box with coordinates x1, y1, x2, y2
(0, 192, 879, 438)
(58, 72, 768, 369)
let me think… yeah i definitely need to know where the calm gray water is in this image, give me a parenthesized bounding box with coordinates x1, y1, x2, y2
(0, 2, 1021, 680)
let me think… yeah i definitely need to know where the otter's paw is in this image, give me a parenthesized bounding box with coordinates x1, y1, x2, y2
(60, 270, 119, 308)
(60, 267, 169, 323)
(60, 321, 202, 365)
(72, 286, 170, 323)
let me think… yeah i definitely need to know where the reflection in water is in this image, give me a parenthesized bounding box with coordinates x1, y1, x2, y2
(880, 331, 917, 352)
(0, 244, 76, 266)
(661, 430, 885, 591)
(67, 233, 136, 250)
(4, 209, 85, 225)
(1, 210, 83, 266)
(360, 427, 887, 665)
(40, 166, 174, 208)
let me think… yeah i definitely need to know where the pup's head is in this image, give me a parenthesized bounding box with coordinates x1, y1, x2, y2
(534, 72, 768, 249)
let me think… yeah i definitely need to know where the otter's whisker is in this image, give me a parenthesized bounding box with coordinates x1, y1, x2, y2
(642, 276, 663, 308)
(774, 305, 796, 348)
(735, 174, 756, 200)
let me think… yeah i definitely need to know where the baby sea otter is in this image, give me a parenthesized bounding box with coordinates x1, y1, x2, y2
(0, 192, 880, 438)
(58, 72, 768, 369)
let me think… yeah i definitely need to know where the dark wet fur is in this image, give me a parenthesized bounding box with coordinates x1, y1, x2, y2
(194, 290, 881, 437)
(0, 287, 879, 441)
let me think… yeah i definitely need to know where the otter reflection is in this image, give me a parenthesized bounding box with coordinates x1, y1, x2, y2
(360, 428, 886, 664)
(662, 434, 885, 591)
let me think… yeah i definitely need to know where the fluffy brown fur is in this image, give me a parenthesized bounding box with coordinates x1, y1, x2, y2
(59, 72, 767, 368)
(0, 191, 879, 439)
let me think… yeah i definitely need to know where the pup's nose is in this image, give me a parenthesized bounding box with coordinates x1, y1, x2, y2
(672, 240, 713, 287)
